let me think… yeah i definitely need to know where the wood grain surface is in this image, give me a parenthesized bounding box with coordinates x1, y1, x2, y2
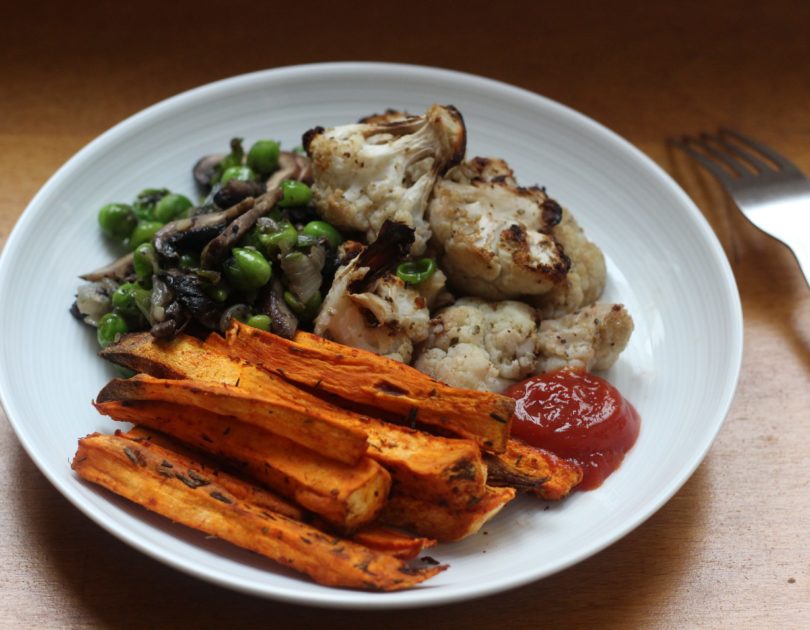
(1, 1, 809, 627)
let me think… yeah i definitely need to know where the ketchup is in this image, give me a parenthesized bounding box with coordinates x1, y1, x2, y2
(505, 368, 640, 490)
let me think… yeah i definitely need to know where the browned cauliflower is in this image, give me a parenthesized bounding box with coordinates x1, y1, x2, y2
(413, 298, 539, 392)
(427, 157, 571, 300)
(535, 303, 634, 373)
(532, 208, 606, 318)
(313, 224, 430, 363)
(303, 104, 466, 254)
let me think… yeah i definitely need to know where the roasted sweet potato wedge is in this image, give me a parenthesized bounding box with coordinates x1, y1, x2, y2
(486, 438, 583, 501)
(96, 374, 368, 465)
(225, 322, 513, 452)
(380, 486, 516, 542)
(351, 525, 437, 560)
(97, 400, 390, 532)
(120, 425, 304, 519)
(72, 432, 444, 590)
(100, 333, 488, 509)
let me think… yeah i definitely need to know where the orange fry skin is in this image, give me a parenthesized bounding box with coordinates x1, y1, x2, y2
(350, 525, 437, 560)
(120, 425, 305, 519)
(486, 438, 583, 501)
(380, 486, 516, 542)
(100, 333, 488, 509)
(96, 400, 391, 532)
(96, 374, 368, 466)
(226, 321, 513, 453)
(72, 432, 445, 591)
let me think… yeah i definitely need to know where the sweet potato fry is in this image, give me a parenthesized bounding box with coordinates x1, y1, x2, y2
(100, 332, 242, 382)
(486, 438, 583, 501)
(96, 374, 368, 465)
(101, 333, 488, 508)
(379, 486, 517, 542)
(225, 321, 513, 452)
(120, 425, 305, 519)
(351, 525, 436, 560)
(101, 332, 278, 393)
(72, 432, 444, 590)
(128, 426, 432, 559)
(96, 400, 390, 531)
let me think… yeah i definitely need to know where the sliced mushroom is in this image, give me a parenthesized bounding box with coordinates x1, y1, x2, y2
(193, 154, 225, 189)
(266, 151, 312, 190)
(200, 188, 282, 269)
(154, 197, 256, 260)
(213, 179, 266, 208)
(257, 278, 298, 339)
(79, 252, 134, 282)
(160, 269, 221, 331)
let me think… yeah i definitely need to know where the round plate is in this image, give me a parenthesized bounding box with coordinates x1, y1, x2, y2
(0, 63, 742, 608)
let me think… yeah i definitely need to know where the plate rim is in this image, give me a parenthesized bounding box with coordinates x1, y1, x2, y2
(0, 61, 743, 609)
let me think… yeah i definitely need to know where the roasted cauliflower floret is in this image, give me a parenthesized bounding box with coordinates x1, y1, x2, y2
(413, 298, 539, 392)
(313, 223, 430, 363)
(303, 104, 466, 255)
(532, 207, 606, 318)
(414, 268, 453, 311)
(427, 157, 570, 300)
(535, 303, 633, 373)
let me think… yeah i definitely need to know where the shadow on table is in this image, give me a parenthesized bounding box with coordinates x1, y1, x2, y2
(14, 439, 711, 629)
(666, 142, 810, 373)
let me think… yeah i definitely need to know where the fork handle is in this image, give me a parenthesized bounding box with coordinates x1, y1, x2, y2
(747, 206, 810, 289)
(783, 234, 810, 290)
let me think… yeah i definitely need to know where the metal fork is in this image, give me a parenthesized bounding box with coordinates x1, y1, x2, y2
(670, 128, 810, 288)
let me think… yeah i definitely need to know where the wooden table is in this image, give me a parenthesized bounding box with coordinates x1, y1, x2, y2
(2, 2, 808, 627)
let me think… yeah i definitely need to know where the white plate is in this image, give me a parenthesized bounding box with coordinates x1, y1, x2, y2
(0, 63, 742, 608)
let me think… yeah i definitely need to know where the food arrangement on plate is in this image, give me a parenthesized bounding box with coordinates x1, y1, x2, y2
(70, 104, 640, 590)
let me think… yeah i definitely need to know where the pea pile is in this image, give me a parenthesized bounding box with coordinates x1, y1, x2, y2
(73, 137, 344, 348)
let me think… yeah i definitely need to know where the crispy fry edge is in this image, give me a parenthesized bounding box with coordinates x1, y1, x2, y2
(227, 321, 512, 452)
(72, 432, 445, 590)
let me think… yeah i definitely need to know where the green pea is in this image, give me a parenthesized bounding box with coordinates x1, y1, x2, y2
(220, 165, 257, 186)
(224, 247, 272, 291)
(111, 282, 143, 318)
(247, 140, 280, 175)
(133, 242, 159, 281)
(129, 220, 164, 250)
(257, 222, 297, 255)
(132, 188, 169, 220)
(204, 283, 230, 303)
(112, 283, 152, 321)
(179, 252, 199, 269)
(97, 312, 128, 348)
(154, 193, 193, 223)
(284, 290, 322, 321)
(246, 313, 272, 331)
(277, 180, 312, 208)
(396, 258, 437, 285)
(301, 220, 342, 249)
(98, 203, 137, 240)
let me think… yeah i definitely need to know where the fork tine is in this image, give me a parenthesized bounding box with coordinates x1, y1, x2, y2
(708, 131, 771, 173)
(669, 136, 736, 187)
(692, 134, 750, 178)
(719, 128, 802, 173)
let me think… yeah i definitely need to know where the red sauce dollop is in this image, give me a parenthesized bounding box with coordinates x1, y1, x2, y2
(505, 368, 640, 490)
